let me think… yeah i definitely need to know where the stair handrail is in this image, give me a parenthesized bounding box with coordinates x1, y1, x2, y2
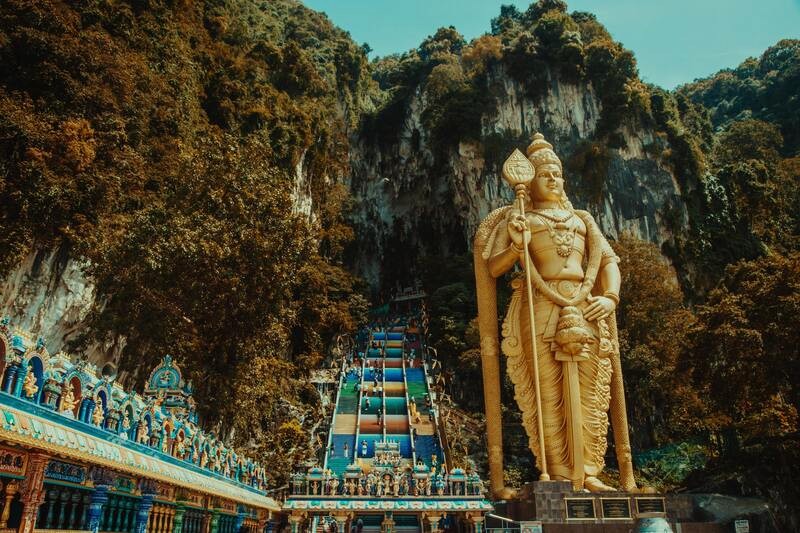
(422, 354, 449, 472)
(402, 334, 416, 466)
(322, 357, 347, 470)
(353, 336, 368, 465)
(383, 347, 389, 442)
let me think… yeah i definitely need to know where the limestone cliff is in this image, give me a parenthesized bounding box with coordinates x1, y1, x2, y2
(0, 247, 124, 362)
(348, 65, 690, 289)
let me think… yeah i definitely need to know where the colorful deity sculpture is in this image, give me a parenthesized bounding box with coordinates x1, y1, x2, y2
(22, 371, 38, 399)
(135, 418, 147, 443)
(474, 133, 639, 495)
(175, 437, 186, 459)
(59, 383, 77, 416)
(92, 398, 105, 426)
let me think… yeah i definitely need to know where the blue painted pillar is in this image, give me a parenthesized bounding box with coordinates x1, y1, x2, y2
(234, 510, 246, 533)
(87, 485, 110, 533)
(210, 510, 220, 533)
(135, 492, 155, 533)
(13, 365, 27, 397)
(2, 364, 18, 394)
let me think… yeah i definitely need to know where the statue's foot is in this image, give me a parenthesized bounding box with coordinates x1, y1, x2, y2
(584, 476, 616, 492)
(494, 486, 519, 500)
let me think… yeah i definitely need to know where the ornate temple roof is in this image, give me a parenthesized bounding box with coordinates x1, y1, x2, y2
(0, 319, 277, 510)
(0, 396, 279, 510)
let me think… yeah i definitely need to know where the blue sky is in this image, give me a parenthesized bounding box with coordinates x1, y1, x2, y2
(303, 0, 800, 89)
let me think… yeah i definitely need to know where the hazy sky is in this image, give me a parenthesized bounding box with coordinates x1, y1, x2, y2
(303, 0, 800, 89)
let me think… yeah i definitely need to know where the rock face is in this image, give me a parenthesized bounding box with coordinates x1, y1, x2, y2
(0, 67, 689, 353)
(0, 247, 92, 350)
(0, 246, 122, 361)
(348, 66, 686, 289)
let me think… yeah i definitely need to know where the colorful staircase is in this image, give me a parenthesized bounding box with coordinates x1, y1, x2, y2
(325, 319, 448, 476)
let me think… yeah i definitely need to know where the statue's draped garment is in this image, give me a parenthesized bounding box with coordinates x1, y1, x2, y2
(477, 206, 621, 481)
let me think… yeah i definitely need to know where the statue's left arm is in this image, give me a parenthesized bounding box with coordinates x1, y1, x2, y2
(584, 217, 621, 322)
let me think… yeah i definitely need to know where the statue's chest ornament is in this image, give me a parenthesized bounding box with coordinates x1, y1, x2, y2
(534, 210, 577, 263)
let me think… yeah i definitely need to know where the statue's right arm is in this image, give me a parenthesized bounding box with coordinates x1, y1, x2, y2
(487, 220, 519, 278)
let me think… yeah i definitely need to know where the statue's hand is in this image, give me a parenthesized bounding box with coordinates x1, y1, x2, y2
(584, 295, 616, 322)
(507, 212, 527, 249)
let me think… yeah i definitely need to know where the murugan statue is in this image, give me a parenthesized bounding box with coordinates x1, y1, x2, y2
(474, 133, 638, 495)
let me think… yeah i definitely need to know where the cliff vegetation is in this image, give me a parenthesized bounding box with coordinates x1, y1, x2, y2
(0, 0, 372, 484)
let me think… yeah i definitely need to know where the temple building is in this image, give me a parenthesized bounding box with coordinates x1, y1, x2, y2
(0, 318, 281, 533)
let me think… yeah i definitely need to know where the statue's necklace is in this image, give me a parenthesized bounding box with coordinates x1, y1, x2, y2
(532, 208, 573, 224)
(534, 211, 576, 261)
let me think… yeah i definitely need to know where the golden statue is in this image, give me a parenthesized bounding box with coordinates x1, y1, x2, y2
(22, 372, 38, 399)
(59, 383, 77, 415)
(474, 133, 637, 495)
(92, 398, 104, 426)
(136, 417, 148, 443)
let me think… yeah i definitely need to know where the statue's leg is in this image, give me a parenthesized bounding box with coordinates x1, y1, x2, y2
(518, 295, 571, 480)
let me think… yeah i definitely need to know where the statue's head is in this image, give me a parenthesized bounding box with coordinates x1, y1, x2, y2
(526, 133, 572, 209)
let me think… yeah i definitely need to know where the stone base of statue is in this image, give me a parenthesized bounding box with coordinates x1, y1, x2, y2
(492, 481, 707, 530)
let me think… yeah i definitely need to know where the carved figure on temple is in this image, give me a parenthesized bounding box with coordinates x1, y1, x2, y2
(200, 449, 209, 468)
(382, 475, 391, 496)
(392, 475, 400, 496)
(121, 412, 131, 432)
(175, 437, 186, 459)
(345, 479, 354, 496)
(59, 383, 77, 416)
(330, 477, 339, 495)
(136, 418, 148, 443)
(311, 481, 319, 495)
(434, 474, 445, 496)
(22, 371, 38, 398)
(474, 133, 638, 495)
(401, 475, 409, 495)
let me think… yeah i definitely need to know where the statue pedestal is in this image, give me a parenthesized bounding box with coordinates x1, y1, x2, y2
(495, 482, 693, 526)
(497, 481, 573, 522)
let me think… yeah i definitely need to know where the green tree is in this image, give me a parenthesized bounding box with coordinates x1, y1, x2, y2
(613, 235, 703, 448)
(684, 253, 800, 440)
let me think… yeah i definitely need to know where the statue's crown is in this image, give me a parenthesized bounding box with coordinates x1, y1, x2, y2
(526, 132, 562, 169)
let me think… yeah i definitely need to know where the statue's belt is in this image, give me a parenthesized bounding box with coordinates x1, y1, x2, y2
(513, 279, 594, 343)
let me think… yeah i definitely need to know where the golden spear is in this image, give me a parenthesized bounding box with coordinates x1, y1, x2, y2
(501, 149, 550, 481)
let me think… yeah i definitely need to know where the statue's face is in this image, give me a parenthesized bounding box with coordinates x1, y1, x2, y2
(530, 163, 564, 203)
